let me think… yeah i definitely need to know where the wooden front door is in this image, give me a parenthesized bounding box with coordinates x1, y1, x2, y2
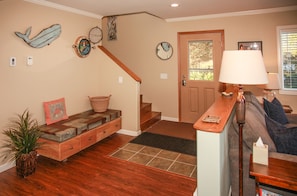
(178, 30, 224, 123)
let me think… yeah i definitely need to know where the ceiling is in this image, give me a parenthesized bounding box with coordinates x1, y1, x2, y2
(40, 0, 297, 20)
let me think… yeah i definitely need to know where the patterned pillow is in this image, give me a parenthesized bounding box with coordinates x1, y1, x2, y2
(265, 115, 297, 155)
(43, 98, 68, 125)
(263, 98, 288, 125)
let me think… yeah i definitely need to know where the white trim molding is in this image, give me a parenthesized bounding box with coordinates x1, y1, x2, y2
(0, 161, 15, 173)
(161, 116, 178, 122)
(24, 0, 102, 19)
(166, 5, 297, 22)
(117, 129, 141, 136)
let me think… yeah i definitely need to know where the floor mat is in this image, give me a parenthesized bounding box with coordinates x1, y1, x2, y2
(130, 132, 196, 156)
(110, 143, 197, 179)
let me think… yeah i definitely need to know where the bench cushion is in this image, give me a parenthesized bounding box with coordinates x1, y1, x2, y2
(40, 109, 121, 142)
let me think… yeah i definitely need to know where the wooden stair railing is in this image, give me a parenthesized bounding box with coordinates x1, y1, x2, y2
(98, 46, 141, 83)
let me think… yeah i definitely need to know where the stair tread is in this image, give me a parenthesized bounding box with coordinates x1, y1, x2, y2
(141, 111, 161, 124)
(140, 111, 161, 131)
(141, 102, 151, 108)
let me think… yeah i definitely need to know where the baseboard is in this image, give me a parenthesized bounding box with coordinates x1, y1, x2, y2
(117, 129, 141, 136)
(193, 188, 197, 196)
(161, 116, 178, 122)
(0, 161, 15, 173)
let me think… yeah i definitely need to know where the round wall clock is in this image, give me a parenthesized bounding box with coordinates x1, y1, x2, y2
(156, 42, 173, 60)
(74, 36, 91, 58)
(88, 26, 103, 44)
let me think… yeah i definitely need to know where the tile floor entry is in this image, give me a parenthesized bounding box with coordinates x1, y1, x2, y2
(110, 143, 197, 179)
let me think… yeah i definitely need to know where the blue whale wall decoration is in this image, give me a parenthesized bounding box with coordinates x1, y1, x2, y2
(15, 24, 61, 48)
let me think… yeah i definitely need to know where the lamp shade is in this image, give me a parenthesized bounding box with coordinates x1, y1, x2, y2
(219, 50, 268, 85)
(264, 73, 280, 90)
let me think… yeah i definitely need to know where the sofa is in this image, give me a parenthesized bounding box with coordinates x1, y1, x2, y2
(229, 92, 297, 196)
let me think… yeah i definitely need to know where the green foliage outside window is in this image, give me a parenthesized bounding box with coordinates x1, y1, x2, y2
(188, 41, 214, 81)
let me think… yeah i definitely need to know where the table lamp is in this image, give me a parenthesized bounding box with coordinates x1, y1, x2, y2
(263, 72, 280, 101)
(219, 50, 268, 196)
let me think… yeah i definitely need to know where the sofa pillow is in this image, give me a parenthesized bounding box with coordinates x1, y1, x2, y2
(263, 98, 289, 125)
(43, 98, 68, 125)
(265, 115, 297, 155)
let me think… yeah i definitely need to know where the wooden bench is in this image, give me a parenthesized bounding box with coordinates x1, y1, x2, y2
(37, 109, 121, 161)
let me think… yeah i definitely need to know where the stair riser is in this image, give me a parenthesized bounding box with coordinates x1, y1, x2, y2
(141, 104, 152, 115)
(140, 114, 161, 130)
(140, 95, 161, 131)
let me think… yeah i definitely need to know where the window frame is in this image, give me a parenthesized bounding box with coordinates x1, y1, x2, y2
(277, 24, 297, 95)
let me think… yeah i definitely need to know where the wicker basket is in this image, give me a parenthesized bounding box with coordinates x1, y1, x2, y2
(89, 95, 111, 112)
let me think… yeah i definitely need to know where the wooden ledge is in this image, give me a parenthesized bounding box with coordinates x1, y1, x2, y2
(194, 87, 237, 133)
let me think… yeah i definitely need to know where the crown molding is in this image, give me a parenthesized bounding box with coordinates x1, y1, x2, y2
(166, 5, 297, 22)
(24, 0, 102, 19)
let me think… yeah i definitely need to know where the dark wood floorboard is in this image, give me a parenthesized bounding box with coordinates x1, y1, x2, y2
(0, 132, 196, 196)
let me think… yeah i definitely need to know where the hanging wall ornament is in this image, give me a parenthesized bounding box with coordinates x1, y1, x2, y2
(107, 16, 117, 41)
(73, 36, 91, 58)
(15, 24, 61, 48)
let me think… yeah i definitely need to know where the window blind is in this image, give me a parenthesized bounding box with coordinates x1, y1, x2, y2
(279, 28, 297, 90)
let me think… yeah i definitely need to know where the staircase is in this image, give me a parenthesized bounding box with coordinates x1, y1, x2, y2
(140, 95, 161, 131)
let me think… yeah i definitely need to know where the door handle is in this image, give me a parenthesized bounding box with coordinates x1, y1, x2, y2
(182, 75, 186, 86)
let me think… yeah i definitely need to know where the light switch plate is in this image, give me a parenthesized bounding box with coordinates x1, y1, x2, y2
(27, 56, 33, 66)
(10, 57, 16, 66)
(118, 76, 123, 83)
(160, 73, 168, 79)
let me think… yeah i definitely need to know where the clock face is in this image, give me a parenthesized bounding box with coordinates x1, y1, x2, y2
(156, 42, 173, 60)
(88, 27, 103, 44)
(74, 36, 91, 58)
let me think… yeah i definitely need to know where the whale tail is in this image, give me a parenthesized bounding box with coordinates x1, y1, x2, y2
(15, 27, 32, 43)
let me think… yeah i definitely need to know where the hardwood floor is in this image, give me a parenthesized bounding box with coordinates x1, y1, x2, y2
(0, 133, 196, 195)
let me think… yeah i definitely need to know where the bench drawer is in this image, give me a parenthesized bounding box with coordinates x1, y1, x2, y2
(60, 137, 81, 160)
(81, 129, 97, 149)
(96, 118, 121, 141)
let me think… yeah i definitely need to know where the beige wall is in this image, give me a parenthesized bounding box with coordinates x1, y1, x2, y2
(0, 0, 140, 166)
(0, 0, 100, 124)
(103, 10, 297, 119)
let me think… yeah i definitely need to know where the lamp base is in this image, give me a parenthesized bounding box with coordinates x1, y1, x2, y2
(236, 87, 245, 196)
(263, 90, 276, 102)
(236, 88, 245, 124)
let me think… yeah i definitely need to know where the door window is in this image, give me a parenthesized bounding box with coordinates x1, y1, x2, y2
(188, 40, 213, 81)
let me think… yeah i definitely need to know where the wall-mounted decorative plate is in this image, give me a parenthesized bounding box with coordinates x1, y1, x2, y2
(74, 36, 91, 58)
(88, 26, 103, 44)
(156, 42, 173, 60)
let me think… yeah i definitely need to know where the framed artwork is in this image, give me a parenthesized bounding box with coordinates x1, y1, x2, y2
(108, 16, 117, 41)
(238, 41, 262, 53)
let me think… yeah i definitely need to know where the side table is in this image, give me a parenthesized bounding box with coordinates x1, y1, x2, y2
(249, 154, 297, 195)
(283, 105, 293, 114)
